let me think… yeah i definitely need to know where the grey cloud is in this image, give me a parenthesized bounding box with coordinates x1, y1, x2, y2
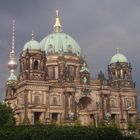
(0, 0, 140, 110)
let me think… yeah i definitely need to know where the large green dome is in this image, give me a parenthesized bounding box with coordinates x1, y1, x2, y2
(40, 32, 81, 56)
(23, 40, 40, 51)
(110, 52, 128, 64)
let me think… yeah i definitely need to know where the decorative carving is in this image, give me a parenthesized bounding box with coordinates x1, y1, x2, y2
(60, 63, 74, 83)
(63, 65, 70, 81)
(30, 73, 43, 80)
(80, 62, 90, 84)
(81, 88, 91, 96)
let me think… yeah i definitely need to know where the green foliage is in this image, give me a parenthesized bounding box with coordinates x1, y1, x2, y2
(109, 120, 117, 128)
(50, 119, 57, 126)
(0, 125, 123, 140)
(128, 121, 136, 131)
(74, 119, 81, 126)
(0, 102, 15, 126)
(98, 119, 106, 128)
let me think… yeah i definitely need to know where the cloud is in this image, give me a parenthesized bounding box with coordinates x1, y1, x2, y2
(0, 0, 140, 110)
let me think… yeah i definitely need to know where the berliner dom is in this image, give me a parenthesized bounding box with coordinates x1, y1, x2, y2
(5, 11, 138, 129)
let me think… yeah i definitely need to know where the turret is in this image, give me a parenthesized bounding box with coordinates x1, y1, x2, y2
(108, 48, 134, 89)
(19, 31, 46, 81)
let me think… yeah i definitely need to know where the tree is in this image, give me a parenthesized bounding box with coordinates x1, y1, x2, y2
(128, 120, 136, 132)
(0, 102, 15, 126)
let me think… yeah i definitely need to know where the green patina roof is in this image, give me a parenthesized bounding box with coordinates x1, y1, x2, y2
(8, 73, 17, 81)
(23, 40, 40, 51)
(40, 32, 81, 56)
(110, 53, 128, 64)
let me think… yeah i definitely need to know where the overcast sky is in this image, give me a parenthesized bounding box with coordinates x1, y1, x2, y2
(0, 0, 140, 109)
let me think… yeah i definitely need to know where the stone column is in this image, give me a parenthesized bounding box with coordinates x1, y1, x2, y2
(115, 70, 117, 79)
(121, 69, 123, 78)
(28, 90, 31, 104)
(107, 94, 110, 113)
(49, 113, 52, 121)
(119, 94, 125, 124)
(23, 90, 30, 124)
(76, 65, 80, 80)
(64, 92, 69, 119)
(101, 93, 105, 119)
(72, 92, 75, 112)
(57, 113, 61, 125)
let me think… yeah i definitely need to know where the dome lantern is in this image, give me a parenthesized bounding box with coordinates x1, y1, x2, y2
(40, 10, 81, 57)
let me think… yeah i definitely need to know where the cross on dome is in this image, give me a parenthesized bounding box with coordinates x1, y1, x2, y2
(31, 30, 35, 40)
(116, 48, 119, 54)
(56, 10, 59, 17)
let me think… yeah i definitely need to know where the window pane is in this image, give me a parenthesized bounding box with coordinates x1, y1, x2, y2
(48, 67, 54, 79)
(34, 96, 40, 105)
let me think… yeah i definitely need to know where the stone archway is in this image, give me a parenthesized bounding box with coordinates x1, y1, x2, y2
(77, 96, 93, 125)
(78, 96, 92, 110)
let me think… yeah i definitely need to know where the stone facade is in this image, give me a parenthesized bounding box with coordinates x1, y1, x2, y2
(5, 12, 138, 129)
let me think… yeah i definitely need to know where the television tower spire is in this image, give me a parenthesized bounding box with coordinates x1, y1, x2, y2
(8, 20, 17, 81)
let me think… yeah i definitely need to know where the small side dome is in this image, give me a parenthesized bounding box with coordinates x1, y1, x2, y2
(110, 49, 128, 64)
(8, 73, 17, 81)
(23, 40, 40, 51)
(23, 31, 40, 51)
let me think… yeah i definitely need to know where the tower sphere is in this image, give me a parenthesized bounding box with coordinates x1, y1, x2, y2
(8, 52, 17, 70)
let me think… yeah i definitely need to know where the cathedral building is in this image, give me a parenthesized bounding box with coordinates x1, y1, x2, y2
(5, 11, 138, 128)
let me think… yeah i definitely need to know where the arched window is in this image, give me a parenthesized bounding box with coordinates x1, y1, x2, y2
(34, 96, 40, 105)
(22, 62, 25, 71)
(112, 72, 115, 80)
(69, 66, 75, 81)
(110, 100, 115, 107)
(123, 71, 127, 79)
(126, 99, 132, 108)
(48, 45, 54, 53)
(53, 97, 57, 105)
(48, 66, 55, 79)
(33, 60, 38, 70)
(67, 45, 72, 53)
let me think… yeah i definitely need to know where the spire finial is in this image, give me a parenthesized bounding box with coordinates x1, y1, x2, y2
(56, 10, 59, 17)
(116, 48, 119, 54)
(31, 30, 35, 40)
(12, 19, 15, 53)
(54, 10, 62, 32)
